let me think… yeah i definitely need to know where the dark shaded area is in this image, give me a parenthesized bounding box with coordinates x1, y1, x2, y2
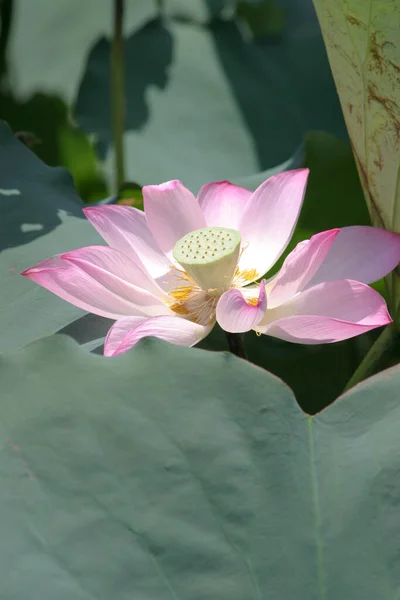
(300, 132, 370, 229)
(58, 313, 112, 353)
(0, 122, 84, 251)
(203, 0, 229, 18)
(0, 0, 13, 80)
(75, 17, 174, 159)
(206, 7, 346, 168)
(206, 17, 304, 168)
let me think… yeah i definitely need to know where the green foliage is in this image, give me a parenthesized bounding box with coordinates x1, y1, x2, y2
(3, 0, 345, 196)
(236, 0, 285, 38)
(0, 93, 106, 203)
(1, 335, 400, 598)
(0, 122, 103, 352)
(74, 1, 345, 191)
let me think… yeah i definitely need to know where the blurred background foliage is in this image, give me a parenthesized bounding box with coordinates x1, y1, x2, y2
(1, 0, 391, 412)
(1, 0, 350, 197)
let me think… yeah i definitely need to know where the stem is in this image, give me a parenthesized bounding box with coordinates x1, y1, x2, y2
(343, 323, 398, 393)
(111, 0, 126, 191)
(225, 332, 247, 360)
(0, 0, 14, 82)
(156, 0, 165, 15)
(391, 269, 400, 323)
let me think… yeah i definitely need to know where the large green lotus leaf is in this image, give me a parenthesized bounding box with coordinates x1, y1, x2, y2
(0, 122, 103, 352)
(1, 334, 400, 599)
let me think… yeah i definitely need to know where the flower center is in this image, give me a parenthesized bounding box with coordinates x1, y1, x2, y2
(172, 227, 241, 291)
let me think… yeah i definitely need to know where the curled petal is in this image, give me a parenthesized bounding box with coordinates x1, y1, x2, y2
(143, 180, 206, 255)
(104, 315, 212, 357)
(102, 316, 146, 356)
(238, 169, 309, 277)
(308, 226, 400, 287)
(83, 204, 170, 279)
(267, 229, 340, 308)
(22, 254, 170, 320)
(256, 279, 391, 344)
(216, 281, 267, 333)
(197, 180, 251, 230)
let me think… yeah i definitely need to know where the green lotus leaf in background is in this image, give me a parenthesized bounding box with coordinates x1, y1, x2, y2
(74, 0, 346, 190)
(1, 335, 399, 599)
(0, 122, 105, 352)
(3, 0, 345, 194)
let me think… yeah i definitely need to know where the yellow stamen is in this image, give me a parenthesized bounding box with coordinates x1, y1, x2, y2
(169, 302, 190, 316)
(246, 297, 259, 307)
(234, 267, 258, 283)
(169, 286, 193, 302)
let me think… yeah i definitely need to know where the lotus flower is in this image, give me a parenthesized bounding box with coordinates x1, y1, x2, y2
(22, 170, 400, 356)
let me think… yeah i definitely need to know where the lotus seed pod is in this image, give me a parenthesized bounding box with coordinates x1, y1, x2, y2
(173, 227, 241, 291)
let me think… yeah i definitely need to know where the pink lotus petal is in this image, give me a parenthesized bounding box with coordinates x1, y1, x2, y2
(307, 226, 400, 287)
(61, 246, 167, 299)
(216, 281, 267, 333)
(267, 229, 340, 308)
(103, 316, 146, 356)
(143, 180, 206, 255)
(197, 180, 251, 230)
(61, 249, 170, 318)
(104, 315, 212, 357)
(238, 169, 309, 277)
(83, 205, 170, 278)
(22, 256, 165, 320)
(256, 279, 391, 343)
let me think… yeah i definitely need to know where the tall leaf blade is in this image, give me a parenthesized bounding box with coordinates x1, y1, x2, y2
(311, 0, 400, 233)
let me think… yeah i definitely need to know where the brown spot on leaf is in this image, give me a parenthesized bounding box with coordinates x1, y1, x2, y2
(346, 14, 363, 28)
(369, 32, 400, 80)
(369, 32, 390, 74)
(388, 59, 400, 74)
(368, 84, 400, 139)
